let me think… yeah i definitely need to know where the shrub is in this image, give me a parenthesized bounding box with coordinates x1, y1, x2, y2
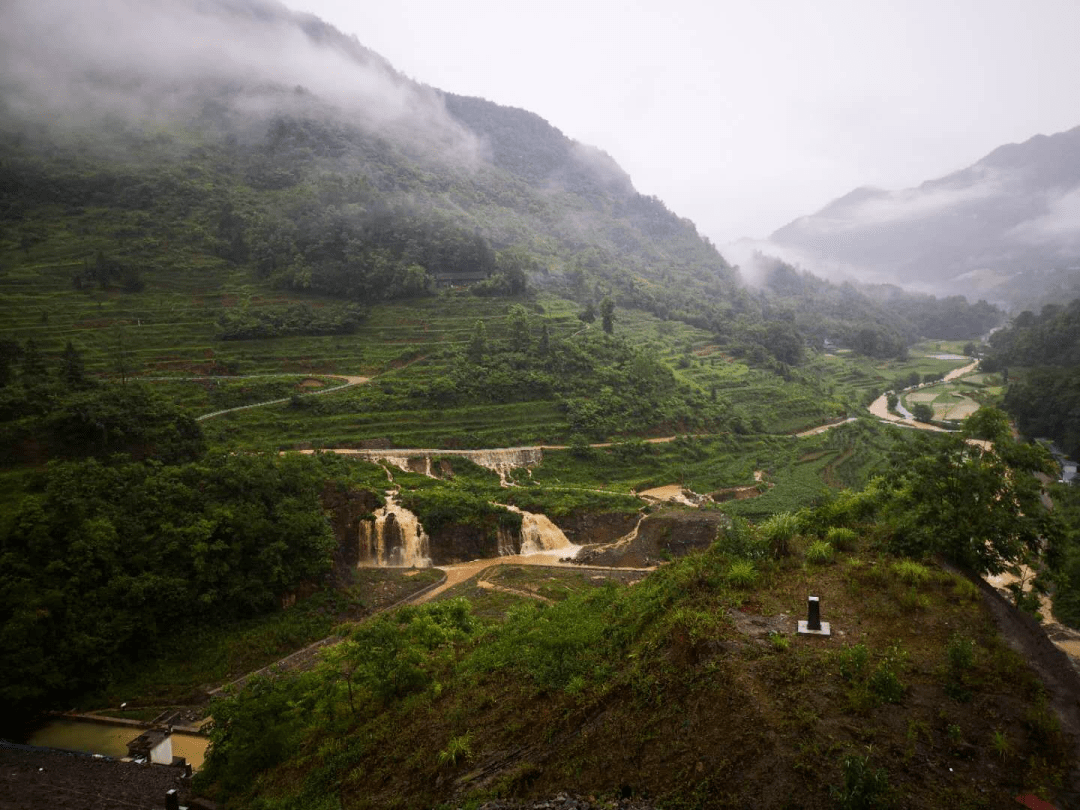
(990, 729, 1012, 759)
(827, 527, 858, 552)
(869, 662, 905, 703)
(761, 511, 799, 559)
(898, 586, 930, 612)
(805, 540, 834, 565)
(713, 516, 769, 560)
(837, 644, 869, 683)
(869, 644, 906, 704)
(892, 560, 931, 586)
(769, 632, 791, 652)
(830, 752, 891, 810)
(946, 634, 975, 673)
(725, 560, 758, 589)
(950, 576, 980, 602)
(437, 733, 474, 768)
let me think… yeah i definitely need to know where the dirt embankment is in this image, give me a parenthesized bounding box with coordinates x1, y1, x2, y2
(553, 511, 644, 546)
(576, 509, 727, 567)
(969, 570, 1080, 802)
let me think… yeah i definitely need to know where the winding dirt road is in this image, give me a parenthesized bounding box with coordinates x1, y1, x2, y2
(867, 358, 979, 431)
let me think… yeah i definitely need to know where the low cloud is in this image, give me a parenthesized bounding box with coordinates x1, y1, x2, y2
(0, 0, 480, 160)
(1009, 188, 1080, 244)
(803, 171, 1003, 232)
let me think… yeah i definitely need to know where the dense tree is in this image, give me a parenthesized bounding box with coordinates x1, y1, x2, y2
(537, 323, 550, 357)
(983, 298, 1080, 455)
(506, 305, 532, 353)
(911, 402, 934, 422)
(59, 340, 86, 387)
(881, 409, 1059, 574)
(20, 338, 47, 379)
(467, 320, 487, 364)
(0, 452, 342, 733)
(600, 298, 615, 334)
(0, 339, 21, 388)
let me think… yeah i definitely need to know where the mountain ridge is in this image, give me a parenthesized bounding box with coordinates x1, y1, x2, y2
(769, 124, 1080, 303)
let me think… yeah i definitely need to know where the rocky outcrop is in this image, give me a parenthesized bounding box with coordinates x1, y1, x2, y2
(426, 523, 504, 565)
(321, 482, 382, 582)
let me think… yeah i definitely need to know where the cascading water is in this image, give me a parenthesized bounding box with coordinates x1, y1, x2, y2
(496, 526, 519, 557)
(502, 504, 578, 557)
(469, 448, 543, 486)
(611, 513, 647, 548)
(357, 492, 432, 567)
(352, 448, 543, 486)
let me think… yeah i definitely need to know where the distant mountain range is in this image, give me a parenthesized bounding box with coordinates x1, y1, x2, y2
(766, 125, 1080, 307)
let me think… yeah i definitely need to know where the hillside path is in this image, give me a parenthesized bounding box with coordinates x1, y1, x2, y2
(193, 374, 369, 421)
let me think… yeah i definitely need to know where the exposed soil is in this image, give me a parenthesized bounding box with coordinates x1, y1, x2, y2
(794, 417, 857, 438)
(967, 569, 1080, 804)
(576, 510, 726, 567)
(637, 484, 700, 507)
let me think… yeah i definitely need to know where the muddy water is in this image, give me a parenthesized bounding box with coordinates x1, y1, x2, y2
(502, 505, 574, 554)
(413, 548, 584, 604)
(27, 720, 209, 769)
(868, 391, 949, 431)
(357, 493, 432, 567)
(868, 358, 980, 429)
(986, 569, 1080, 661)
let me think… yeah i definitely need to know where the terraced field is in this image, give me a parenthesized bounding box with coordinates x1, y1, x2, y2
(0, 238, 941, 497)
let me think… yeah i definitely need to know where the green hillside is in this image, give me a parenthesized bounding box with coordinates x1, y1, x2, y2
(0, 2, 1071, 809)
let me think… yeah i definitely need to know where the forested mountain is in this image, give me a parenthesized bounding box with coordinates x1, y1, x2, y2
(0, 0, 1001, 356)
(984, 299, 1080, 457)
(749, 254, 1000, 358)
(0, 0, 747, 329)
(768, 125, 1080, 303)
(2, 5, 1077, 807)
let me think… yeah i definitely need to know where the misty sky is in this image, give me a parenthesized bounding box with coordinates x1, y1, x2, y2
(286, 0, 1080, 245)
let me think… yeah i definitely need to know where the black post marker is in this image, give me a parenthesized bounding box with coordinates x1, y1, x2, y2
(798, 594, 831, 636)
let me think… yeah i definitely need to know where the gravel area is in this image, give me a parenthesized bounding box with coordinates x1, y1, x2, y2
(0, 743, 191, 810)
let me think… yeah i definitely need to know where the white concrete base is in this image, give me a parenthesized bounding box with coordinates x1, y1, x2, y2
(798, 621, 831, 636)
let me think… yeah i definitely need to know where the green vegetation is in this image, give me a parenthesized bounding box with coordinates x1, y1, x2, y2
(754, 256, 1001, 359)
(831, 752, 892, 810)
(805, 539, 835, 564)
(84, 569, 441, 710)
(0, 24, 1067, 810)
(986, 298, 1080, 456)
(191, 505, 1069, 809)
(0, 449, 377, 734)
